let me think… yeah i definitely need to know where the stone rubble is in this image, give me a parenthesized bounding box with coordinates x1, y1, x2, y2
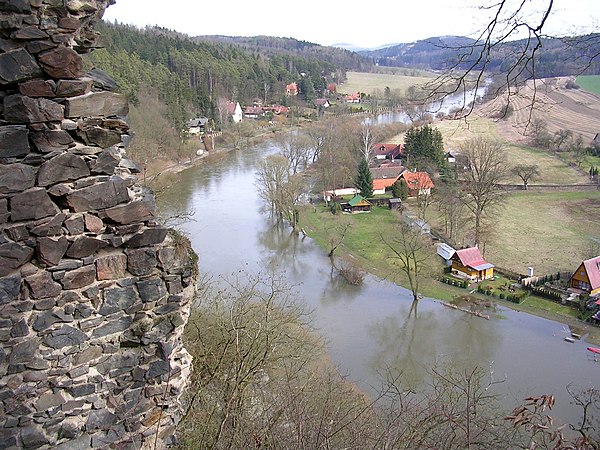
(0, 1, 197, 449)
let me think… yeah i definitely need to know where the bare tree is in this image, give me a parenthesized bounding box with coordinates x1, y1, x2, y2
(382, 220, 429, 302)
(255, 154, 304, 229)
(459, 137, 508, 246)
(358, 122, 377, 162)
(553, 128, 573, 152)
(435, 182, 469, 244)
(276, 132, 311, 175)
(511, 163, 540, 189)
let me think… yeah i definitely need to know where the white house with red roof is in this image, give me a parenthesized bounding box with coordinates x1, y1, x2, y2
(400, 171, 435, 196)
(225, 101, 243, 123)
(451, 247, 495, 281)
(569, 256, 600, 296)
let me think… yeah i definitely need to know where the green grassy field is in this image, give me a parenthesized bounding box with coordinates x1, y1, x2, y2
(576, 75, 600, 95)
(339, 71, 435, 96)
(301, 205, 470, 301)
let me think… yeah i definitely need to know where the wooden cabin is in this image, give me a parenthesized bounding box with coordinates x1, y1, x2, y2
(451, 247, 494, 281)
(569, 256, 600, 295)
(341, 195, 371, 214)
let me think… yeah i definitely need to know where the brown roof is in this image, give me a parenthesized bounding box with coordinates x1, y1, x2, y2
(370, 165, 406, 180)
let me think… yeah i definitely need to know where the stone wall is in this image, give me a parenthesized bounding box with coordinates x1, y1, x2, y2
(0, 1, 197, 449)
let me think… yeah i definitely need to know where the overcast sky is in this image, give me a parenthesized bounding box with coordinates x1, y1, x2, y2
(103, 0, 599, 49)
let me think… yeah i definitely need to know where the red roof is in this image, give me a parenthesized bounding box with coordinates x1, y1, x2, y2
(327, 83, 337, 92)
(583, 256, 600, 290)
(455, 247, 494, 271)
(373, 178, 398, 191)
(401, 171, 435, 189)
(372, 143, 404, 158)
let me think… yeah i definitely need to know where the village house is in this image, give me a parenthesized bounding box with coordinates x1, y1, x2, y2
(370, 164, 406, 195)
(187, 117, 209, 135)
(243, 105, 263, 119)
(341, 195, 372, 213)
(400, 171, 435, 196)
(326, 82, 337, 95)
(451, 247, 495, 281)
(343, 92, 361, 103)
(322, 188, 358, 202)
(372, 143, 404, 161)
(569, 256, 600, 296)
(285, 82, 298, 96)
(445, 151, 456, 164)
(225, 101, 243, 123)
(314, 98, 330, 108)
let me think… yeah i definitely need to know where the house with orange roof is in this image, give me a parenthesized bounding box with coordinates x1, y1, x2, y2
(285, 82, 298, 96)
(326, 83, 337, 95)
(569, 256, 600, 296)
(451, 247, 495, 281)
(400, 171, 434, 196)
(370, 165, 406, 195)
(343, 92, 361, 103)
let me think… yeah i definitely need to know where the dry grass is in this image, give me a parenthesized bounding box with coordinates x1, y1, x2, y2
(484, 191, 600, 275)
(478, 77, 600, 145)
(339, 71, 435, 96)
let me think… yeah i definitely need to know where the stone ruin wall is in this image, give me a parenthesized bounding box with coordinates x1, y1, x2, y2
(0, 1, 197, 448)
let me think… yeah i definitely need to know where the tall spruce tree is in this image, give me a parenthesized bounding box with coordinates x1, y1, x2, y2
(354, 158, 373, 198)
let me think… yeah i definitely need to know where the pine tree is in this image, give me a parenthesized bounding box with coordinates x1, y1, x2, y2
(404, 124, 445, 169)
(354, 158, 373, 198)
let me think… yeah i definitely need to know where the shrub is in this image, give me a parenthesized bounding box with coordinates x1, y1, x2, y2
(499, 293, 505, 299)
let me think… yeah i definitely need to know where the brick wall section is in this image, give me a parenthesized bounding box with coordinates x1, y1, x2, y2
(0, 1, 197, 449)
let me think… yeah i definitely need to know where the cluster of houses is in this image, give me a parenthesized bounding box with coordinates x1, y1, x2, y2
(324, 142, 435, 214)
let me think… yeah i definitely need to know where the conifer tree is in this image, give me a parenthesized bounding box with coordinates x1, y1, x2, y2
(354, 158, 373, 198)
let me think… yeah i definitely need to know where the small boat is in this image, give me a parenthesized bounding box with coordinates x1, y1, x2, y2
(587, 347, 600, 354)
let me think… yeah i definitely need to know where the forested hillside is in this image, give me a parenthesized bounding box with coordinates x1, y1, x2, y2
(362, 34, 600, 78)
(194, 35, 371, 73)
(89, 22, 351, 131)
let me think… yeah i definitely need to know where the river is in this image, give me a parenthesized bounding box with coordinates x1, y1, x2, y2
(157, 140, 599, 427)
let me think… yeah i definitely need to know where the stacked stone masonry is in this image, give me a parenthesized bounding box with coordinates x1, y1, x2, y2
(0, 1, 197, 449)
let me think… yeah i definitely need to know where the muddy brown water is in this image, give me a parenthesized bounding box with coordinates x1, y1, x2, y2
(157, 141, 599, 427)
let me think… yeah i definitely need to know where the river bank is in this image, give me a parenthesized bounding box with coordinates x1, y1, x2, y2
(299, 203, 600, 346)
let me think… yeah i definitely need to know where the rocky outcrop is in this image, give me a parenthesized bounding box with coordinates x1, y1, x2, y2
(0, 1, 197, 449)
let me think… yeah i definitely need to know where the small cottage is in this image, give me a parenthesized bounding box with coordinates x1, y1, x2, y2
(341, 195, 371, 213)
(569, 256, 600, 295)
(400, 171, 435, 196)
(451, 247, 494, 281)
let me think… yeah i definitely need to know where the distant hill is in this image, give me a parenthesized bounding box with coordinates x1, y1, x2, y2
(359, 34, 600, 77)
(194, 35, 372, 72)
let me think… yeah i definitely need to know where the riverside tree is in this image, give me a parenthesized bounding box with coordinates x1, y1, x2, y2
(382, 221, 429, 303)
(256, 154, 304, 229)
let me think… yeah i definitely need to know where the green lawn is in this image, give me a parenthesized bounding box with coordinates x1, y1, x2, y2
(340, 71, 435, 96)
(576, 75, 600, 95)
(301, 205, 463, 301)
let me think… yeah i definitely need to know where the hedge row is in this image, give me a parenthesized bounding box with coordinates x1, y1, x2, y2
(441, 277, 469, 289)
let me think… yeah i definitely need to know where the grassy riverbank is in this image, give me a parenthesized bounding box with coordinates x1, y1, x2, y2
(300, 203, 600, 345)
